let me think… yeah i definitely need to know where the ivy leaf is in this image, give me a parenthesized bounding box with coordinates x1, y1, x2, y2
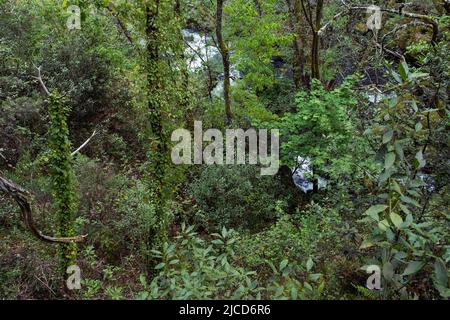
(385, 152, 396, 170)
(402, 261, 424, 276)
(390, 212, 403, 228)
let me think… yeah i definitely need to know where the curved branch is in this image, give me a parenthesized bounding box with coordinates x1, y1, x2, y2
(0, 176, 87, 243)
(71, 130, 97, 157)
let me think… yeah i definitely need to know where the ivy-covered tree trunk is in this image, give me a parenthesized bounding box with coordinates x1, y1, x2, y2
(145, 0, 170, 249)
(216, 0, 233, 124)
(47, 93, 78, 277)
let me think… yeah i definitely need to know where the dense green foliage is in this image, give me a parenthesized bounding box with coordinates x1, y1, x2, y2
(0, 0, 448, 300)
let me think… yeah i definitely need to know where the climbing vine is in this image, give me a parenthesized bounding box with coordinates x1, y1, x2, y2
(47, 92, 78, 273)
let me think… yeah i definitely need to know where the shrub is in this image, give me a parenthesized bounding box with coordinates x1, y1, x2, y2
(137, 225, 324, 300)
(189, 165, 285, 232)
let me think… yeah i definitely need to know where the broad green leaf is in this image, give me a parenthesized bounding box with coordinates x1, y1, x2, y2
(309, 273, 322, 281)
(410, 71, 429, 79)
(394, 141, 404, 161)
(383, 129, 394, 144)
(434, 259, 448, 288)
(403, 261, 424, 276)
(306, 258, 314, 272)
(392, 70, 402, 84)
(409, 179, 427, 188)
(139, 274, 147, 286)
(290, 286, 298, 299)
(389, 96, 398, 108)
(359, 239, 375, 249)
(392, 180, 403, 196)
(399, 214, 413, 229)
(386, 227, 395, 241)
(399, 60, 410, 81)
(415, 122, 423, 132)
(415, 150, 426, 169)
(390, 212, 403, 228)
(155, 262, 165, 270)
(385, 152, 396, 170)
(383, 262, 394, 281)
(399, 203, 411, 215)
(379, 169, 392, 184)
(365, 205, 388, 221)
(411, 100, 418, 112)
(304, 282, 313, 291)
(401, 196, 421, 208)
(394, 251, 408, 261)
(378, 219, 390, 231)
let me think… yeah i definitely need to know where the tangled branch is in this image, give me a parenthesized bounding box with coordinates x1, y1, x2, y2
(0, 176, 87, 243)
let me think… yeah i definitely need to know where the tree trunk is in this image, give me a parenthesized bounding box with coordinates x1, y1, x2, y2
(216, 0, 233, 124)
(286, 0, 307, 88)
(300, 0, 324, 81)
(311, 30, 320, 80)
(145, 0, 169, 248)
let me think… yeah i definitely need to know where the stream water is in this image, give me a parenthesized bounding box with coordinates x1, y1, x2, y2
(183, 29, 325, 193)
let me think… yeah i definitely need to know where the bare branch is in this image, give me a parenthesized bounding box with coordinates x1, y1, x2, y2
(318, 9, 347, 36)
(375, 42, 405, 61)
(32, 66, 50, 96)
(71, 130, 97, 157)
(184, 39, 207, 65)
